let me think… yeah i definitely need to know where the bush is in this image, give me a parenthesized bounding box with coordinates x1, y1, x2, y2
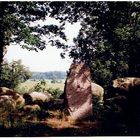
(31, 80, 46, 92)
(0, 60, 32, 89)
(92, 96, 105, 121)
(47, 88, 63, 98)
(15, 86, 29, 94)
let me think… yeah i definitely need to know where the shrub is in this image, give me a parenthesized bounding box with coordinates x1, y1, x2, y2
(0, 60, 32, 89)
(92, 96, 105, 121)
(47, 88, 63, 98)
(31, 80, 46, 92)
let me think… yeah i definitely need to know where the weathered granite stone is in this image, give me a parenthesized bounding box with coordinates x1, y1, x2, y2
(64, 62, 93, 120)
(0, 87, 25, 109)
(91, 82, 104, 104)
(112, 77, 140, 94)
(112, 77, 140, 125)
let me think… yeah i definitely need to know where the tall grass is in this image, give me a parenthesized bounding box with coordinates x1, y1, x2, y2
(15, 79, 65, 94)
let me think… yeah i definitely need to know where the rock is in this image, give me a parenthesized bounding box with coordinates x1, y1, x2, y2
(23, 91, 53, 105)
(23, 104, 41, 112)
(91, 82, 104, 103)
(106, 95, 127, 111)
(0, 87, 14, 95)
(0, 87, 25, 109)
(14, 93, 25, 109)
(111, 77, 140, 125)
(112, 77, 140, 94)
(0, 95, 16, 113)
(64, 62, 93, 121)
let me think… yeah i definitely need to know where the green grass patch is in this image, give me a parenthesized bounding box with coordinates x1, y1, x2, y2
(15, 79, 65, 97)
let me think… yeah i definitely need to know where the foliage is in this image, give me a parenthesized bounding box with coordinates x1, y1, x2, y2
(0, 1, 140, 88)
(47, 87, 63, 98)
(16, 79, 64, 95)
(48, 2, 140, 87)
(92, 96, 105, 121)
(0, 59, 32, 89)
(28, 80, 63, 98)
(31, 79, 46, 92)
(0, 2, 68, 66)
(15, 86, 29, 94)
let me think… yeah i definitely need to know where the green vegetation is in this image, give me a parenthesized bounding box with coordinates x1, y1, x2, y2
(16, 79, 64, 98)
(0, 60, 32, 89)
(0, 2, 140, 88)
(0, 2, 67, 65)
(0, 2, 140, 136)
(0, 59, 65, 98)
(49, 2, 140, 87)
(47, 88, 63, 98)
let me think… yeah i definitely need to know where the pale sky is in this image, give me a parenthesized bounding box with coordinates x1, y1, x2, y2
(5, 18, 81, 72)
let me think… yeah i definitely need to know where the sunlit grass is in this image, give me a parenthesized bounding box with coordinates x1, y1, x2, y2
(16, 79, 65, 93)
(45, 110, 78, 128)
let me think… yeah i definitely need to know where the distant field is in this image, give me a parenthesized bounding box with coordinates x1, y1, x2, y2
(16, 79, 65, 93)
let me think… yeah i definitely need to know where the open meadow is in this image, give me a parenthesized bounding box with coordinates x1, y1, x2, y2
(16, 79, 65, 94)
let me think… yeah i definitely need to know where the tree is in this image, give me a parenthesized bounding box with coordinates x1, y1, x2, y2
(0, 2, 140, 88)
(0, 60, 32, 89)
(91, 2, 140, 85)
(0, 2, 67, 65)
(48, 2, 140, 87)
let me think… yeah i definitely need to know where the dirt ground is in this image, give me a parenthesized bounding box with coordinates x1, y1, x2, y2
(0, 120, 102, 137)
(0, 109, 140, 137)
(0, 117, 140, 137)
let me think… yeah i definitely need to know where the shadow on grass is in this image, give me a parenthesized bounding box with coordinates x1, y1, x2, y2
(1, 119, 140, 137)
(0, 122, 53, 137)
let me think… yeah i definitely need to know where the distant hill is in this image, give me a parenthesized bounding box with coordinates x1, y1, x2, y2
(31, 71, 67, 80)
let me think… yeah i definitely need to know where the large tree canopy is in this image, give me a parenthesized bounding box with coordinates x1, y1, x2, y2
(49, 2, 140, 86)
(0, 2, 67, 63)
(0, 2, 140, 87)
(0, 1, 68, 87)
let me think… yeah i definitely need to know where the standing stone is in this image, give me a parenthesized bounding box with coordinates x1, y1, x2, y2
(64, 62, 93, 120)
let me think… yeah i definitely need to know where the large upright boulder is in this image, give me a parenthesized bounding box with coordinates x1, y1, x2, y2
(64, 62, 93, 120)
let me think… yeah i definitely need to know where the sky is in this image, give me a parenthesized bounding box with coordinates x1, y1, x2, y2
(4, 18, 81, 72)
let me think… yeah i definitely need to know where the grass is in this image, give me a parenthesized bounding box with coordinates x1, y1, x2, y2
(46, 110, 84, 128)
(46, 117, 78, 129)
(0, 106, 140, 136)
(2, 79, 140, 136)
(45, 110, 78, 129)
(16, 79, 65, 94)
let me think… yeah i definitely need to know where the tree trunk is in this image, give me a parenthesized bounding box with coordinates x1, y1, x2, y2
(0, 2, 6, 83)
